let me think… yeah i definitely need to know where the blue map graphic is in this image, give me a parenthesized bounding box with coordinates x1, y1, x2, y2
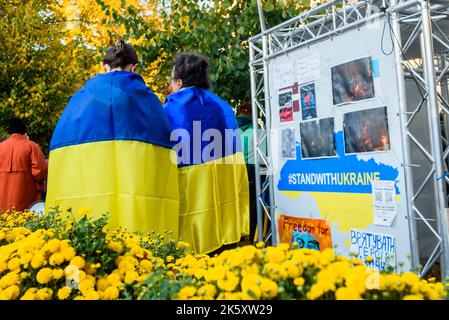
(278, 131, 400, 194)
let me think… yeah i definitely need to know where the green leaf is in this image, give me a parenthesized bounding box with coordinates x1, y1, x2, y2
(264, 2, 275, 12)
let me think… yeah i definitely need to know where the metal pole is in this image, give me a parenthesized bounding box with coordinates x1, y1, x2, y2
(249, 41, 264, 243)
(249, 0, 422, 64)
(256, 0, 266, 32)
(439, 54, 449, 167)
(390, 0, 420, 272)
(256, 0, 277, 245)
(250, 0, 342, 42)
(420, 0, 449, 280)
(261, 34, 278, 245)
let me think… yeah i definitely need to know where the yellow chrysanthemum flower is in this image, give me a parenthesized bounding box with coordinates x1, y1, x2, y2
(124, 271, 139, 284)
(79, 278, 96, 295)
(265, 247, 285, 265)
(96, 277, 110, 291)
(197, 284, 216, 298)
(260, 278, 278, 298)
(36, 268, 53, 285)
(294, 277, 305, 287)
(0, 272, 20, 288)
(0, 285, 20, 300)
(30, 254, 46, 269)
(77, 207, 92, 218)
(57, 286, 72, 300)
(49, 253, 65, 266)
(106, 273, 122, 288)
(139, 259, 153, 273)
(178, 286, 196, 300)
(308, 283, 326, 300)
(7, 257, 21, 271)
(36, 288, 53, 300)
(46, 239, 61, 253)
(118, 260, 134, 273)
(217, 272, 240, 292)
(70, 256, 86, 269)
(319, 248, 335, 266)
(19, 253, 33, 266)
(108, 241, 123, 253)
(103, 286, 119, 300)
(20, 292, 37, 300)
(85, 290, 100, 300)
(402, 294, 424, 300)
(61, 247, 76, 261)
(52, 268, 64, 280)
(242, 285, 261, 299)
(336, 287, 362, 300)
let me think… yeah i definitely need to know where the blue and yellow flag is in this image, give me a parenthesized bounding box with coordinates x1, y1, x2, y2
(164, 87, 249, 254)
(46, 71, 180, 236)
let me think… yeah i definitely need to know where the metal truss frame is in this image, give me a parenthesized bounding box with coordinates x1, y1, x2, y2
(249, 0, 449, 279)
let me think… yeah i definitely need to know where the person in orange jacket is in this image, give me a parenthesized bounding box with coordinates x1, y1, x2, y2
(0, 118, 47, 212)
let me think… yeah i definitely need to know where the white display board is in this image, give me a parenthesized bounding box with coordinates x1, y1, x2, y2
(268, 19, 412, 272)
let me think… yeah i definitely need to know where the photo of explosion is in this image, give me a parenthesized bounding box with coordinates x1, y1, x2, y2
(279, 91, 293, 122)
(300, 117, 337, 159)
(331, 57, 375, 105)
(343, 106, 390, 154)
(300, 82, 317, 120)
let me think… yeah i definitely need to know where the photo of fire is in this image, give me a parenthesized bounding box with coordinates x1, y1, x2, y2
(343, 106, 391, 154)
(279, 91, 293, 122)
(300, 117, 337, 159)
(300, 82, 317, 120)
(331, 57, 375, 105)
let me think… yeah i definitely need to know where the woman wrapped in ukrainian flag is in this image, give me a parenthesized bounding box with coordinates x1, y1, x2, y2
(164, 52, 249, 254)
(45, 40, 180, 236)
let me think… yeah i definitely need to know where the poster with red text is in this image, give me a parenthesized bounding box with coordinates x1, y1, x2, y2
(278, 215, 332, 251)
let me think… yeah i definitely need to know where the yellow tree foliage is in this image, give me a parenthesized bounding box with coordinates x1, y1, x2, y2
(59, 0, 166, 96)
(0, 0, 165, 150)
(0, 0, 97, 150)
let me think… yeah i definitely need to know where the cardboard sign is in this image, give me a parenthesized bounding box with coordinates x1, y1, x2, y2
(278, 215, 332, 251)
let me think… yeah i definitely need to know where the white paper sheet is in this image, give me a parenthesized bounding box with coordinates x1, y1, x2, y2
(296, 53, 320, 85)
(372, 180, 397, 227)
(350, 229, 396, 271)
(274, 62, 295, 88)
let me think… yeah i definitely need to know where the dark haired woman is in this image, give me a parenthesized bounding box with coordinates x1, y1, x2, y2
(164, 52, 249, 254)
(46, 40, 180, 235)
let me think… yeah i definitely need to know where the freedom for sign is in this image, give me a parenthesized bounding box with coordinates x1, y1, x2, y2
(350, 229, 396, 271)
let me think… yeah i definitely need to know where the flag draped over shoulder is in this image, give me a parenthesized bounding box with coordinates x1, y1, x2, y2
(164, 87, 249, 254)
(46, 71, 180, 236)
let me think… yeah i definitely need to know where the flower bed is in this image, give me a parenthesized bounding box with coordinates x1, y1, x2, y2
(0, 208, 448, 300)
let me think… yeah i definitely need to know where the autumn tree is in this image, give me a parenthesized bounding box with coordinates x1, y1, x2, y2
(0, 0, 163, 150)
(60, 0, 166, 95)
(0, 0, 96, 151)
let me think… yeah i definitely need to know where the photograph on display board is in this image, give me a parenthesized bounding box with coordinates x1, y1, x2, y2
(300, 82, 317, 120)
(278, 215, 332, 251)
(281, 127, 296, 159)
(279, 91, 293, 122)
(343, 106, 390, 154)
(300, 117, 337, 159)
(331, 56, 375, 105)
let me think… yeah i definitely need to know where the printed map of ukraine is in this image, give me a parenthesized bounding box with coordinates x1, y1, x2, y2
(278, 131, 399, 235)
